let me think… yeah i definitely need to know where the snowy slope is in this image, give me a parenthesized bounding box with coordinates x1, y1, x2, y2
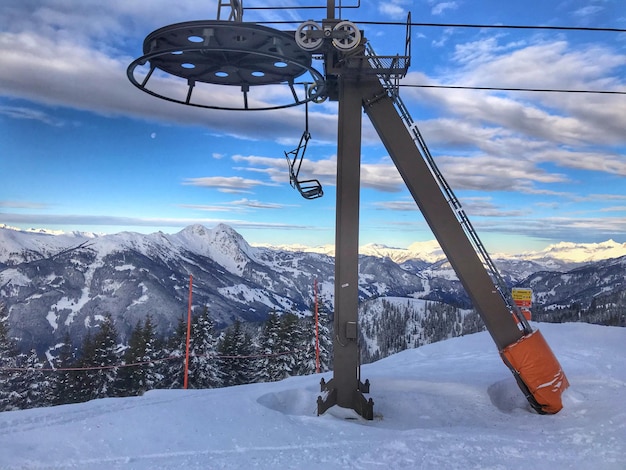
(0, 322, 624, 469)
(0, 225, 97, 264)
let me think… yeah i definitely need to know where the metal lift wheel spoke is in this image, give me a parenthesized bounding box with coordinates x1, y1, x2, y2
(295, 20, 324, 51)
(332, 21, 361, 51)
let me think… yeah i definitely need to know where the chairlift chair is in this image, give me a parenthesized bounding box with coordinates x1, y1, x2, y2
(284, 93, 324, 200)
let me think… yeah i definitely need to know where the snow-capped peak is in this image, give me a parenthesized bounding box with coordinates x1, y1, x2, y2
(1, 224, 624, 268)
(520, 239, 626, 263)
(170, 224, 258, 275)
(358, 240, 445, 264)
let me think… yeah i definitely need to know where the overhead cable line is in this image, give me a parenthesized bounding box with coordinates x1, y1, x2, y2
(400, 84, 626, 95)
(243, 0, 360, 10)
(257, 20, 626, 33)
(357, 20, 626, 33)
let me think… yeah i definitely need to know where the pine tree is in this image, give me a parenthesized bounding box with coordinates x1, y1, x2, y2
(318, 293, 334, 370)
(255, 312, 282, 382)
(90, 314, 120, 399)
(115, 316, 161, 396)
(219, 320, 254, 386)
(51, 332, 77, 406)
(116, 320, 146, 397)
(70, 315, 120, 402)
(187, 308, 222, 389)
(298, 306, 333, 374)
(141, 315, 163, 392)
(276, 312, 298, 377)
(293, 311, 332, 375)
(9, 349, 50, 410)
(161, 317, 187, 389)
(292, 315, 316, 376)
(320, 315, 332, 371)
(67, 331, 95, 404)
(255, 312, 299, 382)
(0, 304, 20, 411)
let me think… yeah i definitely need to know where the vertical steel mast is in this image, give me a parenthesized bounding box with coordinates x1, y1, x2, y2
(316, 0, 374, 419)
(318, 72, 373, 419)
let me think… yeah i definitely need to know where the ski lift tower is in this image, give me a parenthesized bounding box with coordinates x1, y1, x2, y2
(128, 1, 569, 420)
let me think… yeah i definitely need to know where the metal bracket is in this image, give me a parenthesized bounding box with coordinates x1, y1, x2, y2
(317, 378, 374, 420)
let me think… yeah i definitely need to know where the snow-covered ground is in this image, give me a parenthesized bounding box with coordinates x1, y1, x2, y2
(1, 322, 624, 469)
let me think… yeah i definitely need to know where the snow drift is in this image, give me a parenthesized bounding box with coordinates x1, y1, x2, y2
(0, 322, 624, 469)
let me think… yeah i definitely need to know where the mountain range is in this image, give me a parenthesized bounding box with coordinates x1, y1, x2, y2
(1, 223, 624, 357)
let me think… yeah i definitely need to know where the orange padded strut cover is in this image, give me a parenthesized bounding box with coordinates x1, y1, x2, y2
(500, 329, 569, 414)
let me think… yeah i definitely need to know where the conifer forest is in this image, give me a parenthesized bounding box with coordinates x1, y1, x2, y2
(2, 288, 623, 412)
(0, 303, 333, 412)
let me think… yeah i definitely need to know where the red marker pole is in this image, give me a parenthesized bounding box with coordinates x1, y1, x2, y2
(183, 275, 193, 389)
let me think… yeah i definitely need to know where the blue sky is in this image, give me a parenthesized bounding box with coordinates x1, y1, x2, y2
(1, 0, 625, 254)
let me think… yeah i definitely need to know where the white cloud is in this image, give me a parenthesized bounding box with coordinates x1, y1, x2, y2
(230, 198, 289, 210)
(378, 0, 409, 19)
(372, 199, 419, 211)
(431, 2, 459, 16)
(0, 200, 49, 209)
(378, 4, 405, 19)
(232, 153, 406, 193)
(0, 25, 333, 146)
(179, 199, 289, 212)
(182, 176, 276, 193)
(0, 212, 316, 232)
(373, 196, 527, 218)
(435, 153, 568, 192)
(599, 206, 626, 213)
(477, 215, 626, 241)
(399, 37, 626, 188)
(178, 204, 239, 213)
(0, 104, 65, 126)
(572, 5, 603, 18)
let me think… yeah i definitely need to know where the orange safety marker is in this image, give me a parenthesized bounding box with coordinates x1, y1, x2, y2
(500, 329, 569, 414)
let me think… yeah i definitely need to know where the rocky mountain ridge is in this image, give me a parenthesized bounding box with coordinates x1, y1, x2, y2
(262, 233, 626, 265)
(1, 224, 624, 355)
